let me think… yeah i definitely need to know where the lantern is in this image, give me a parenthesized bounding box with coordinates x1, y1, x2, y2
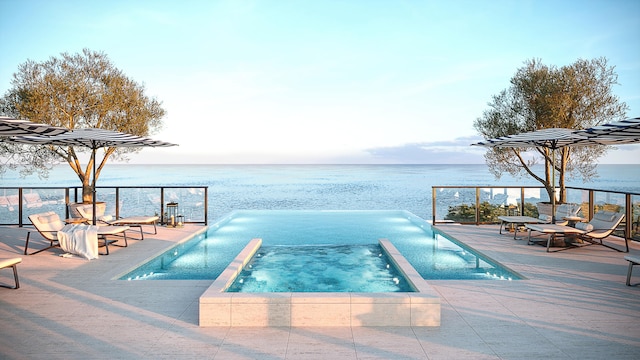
(166, 202, 179, 227)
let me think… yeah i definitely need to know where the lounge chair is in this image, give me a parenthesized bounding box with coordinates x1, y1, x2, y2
(498, 203, 581, 239)
(0, 258, 22, 289)
(26, 211, 129, 255)
(525, 211, 626, 252)
(25, 211, 64, 255)
(625, 255, 640, 286)
(96, 225, 130, 255)
(75, 204, 158, 240)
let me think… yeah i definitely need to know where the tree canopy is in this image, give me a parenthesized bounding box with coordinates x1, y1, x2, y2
(1, 49, 166, 201)
(474, 57, 628, 203)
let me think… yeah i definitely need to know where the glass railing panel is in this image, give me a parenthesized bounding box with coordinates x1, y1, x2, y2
(594, 191, 627, 237)
(161, 187, 206, 223)
(437, 187, 476, 223)
(20, 188, 68, 224)
(594, 191, 626, 213)
(0, 188, 20, 225)
(117, 187, 163, 218)
(565, 188, 589, 217)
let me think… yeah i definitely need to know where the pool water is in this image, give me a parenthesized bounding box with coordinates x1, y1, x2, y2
(120, 210, 521, 281)
(226, 244, 414, 292)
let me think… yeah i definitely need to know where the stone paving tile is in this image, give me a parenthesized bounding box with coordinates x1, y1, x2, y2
(1, 223, 639, 359)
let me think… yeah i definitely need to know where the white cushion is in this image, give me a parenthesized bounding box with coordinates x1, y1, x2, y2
(37, 213, 59, 224)
(575, 222, 594, 232)
(538, 214, 552, 222)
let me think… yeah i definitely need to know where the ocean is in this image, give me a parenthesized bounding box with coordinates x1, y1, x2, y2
(2, 164, 639, 220)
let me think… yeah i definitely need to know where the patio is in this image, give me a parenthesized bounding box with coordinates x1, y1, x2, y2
(0, 222, 639, 359)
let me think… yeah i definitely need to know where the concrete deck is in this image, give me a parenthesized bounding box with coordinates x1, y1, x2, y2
(1, 223, 639, 359)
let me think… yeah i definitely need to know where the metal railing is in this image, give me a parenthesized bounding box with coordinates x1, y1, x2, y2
(0, 186, 208, 226)
(431, 185, 640, 242)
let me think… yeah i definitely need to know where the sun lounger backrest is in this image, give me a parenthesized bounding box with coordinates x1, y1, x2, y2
(586, 211, 625, 237)
(28, 211, 65, 241)
(75, 205, 94, 219)
(555, 203, 581, 218)
(76, 204, 113, 222)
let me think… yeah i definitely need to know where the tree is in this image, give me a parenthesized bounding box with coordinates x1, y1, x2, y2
(474, 57, 628, 203)
(1, 49, 166, 202)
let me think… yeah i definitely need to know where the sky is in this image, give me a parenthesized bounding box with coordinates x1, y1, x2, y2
(1, 0, 639, 164)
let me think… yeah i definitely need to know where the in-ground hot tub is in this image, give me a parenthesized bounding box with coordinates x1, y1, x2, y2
(199, 238, 441, 327)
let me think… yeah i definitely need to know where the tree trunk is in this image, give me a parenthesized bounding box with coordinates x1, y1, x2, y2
(82, 183, 92, 203)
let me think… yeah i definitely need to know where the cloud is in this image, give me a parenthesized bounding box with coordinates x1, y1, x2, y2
(365, 136, 486, 164)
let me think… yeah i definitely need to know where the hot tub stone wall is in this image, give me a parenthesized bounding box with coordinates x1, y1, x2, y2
(199, 238, 441, 327)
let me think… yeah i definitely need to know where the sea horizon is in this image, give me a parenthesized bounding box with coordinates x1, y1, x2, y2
(3, 163, 639, 190)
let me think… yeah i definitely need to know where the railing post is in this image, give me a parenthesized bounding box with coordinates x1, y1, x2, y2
(626, 193, 632, 242)
(475, 187, 480, 225)
(65, 188, 70, 219)
(18, 188, 23, 227)
(160, 187, 165, 225)
(432, 187, 437, 224)
(204, 186, 208, 225)
(115, 187, 120, 219)
(520, 188, 525, 216)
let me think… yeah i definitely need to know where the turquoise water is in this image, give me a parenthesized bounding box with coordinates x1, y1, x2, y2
(226, 244, 415, 292)
(120, 210, 521, 281)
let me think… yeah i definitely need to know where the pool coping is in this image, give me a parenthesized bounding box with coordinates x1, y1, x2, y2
(199, 238, 441, 327)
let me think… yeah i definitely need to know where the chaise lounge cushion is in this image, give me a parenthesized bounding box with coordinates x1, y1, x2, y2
(575, 222, 594, 232)
(36, 212, 65, 235)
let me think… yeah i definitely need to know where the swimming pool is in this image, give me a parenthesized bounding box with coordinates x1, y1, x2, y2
(120, 210, 521, 281)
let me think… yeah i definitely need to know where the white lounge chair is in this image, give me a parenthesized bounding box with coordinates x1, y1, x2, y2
(525, 211, 626, 252)
(625, 255, 640, 286)
(26, 211, 129, 255)
(75, 204, 158, 240)
(0, 258, 22, 289)
(25, 211, 65, 255)
(498, 203, 581, 239)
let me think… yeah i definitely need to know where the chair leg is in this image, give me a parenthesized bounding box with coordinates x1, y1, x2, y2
(99, 235, 110, 255)
(12, 264, 20, 289)
(24, 232, 31, 255)
(627, 261, 636, 286)
(24, 231, 57, 255)
(1, 261, 20, 289)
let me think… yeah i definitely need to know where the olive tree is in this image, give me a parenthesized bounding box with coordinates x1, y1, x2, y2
(474, 57, 628, 203)
(1, 49, 166, 202)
